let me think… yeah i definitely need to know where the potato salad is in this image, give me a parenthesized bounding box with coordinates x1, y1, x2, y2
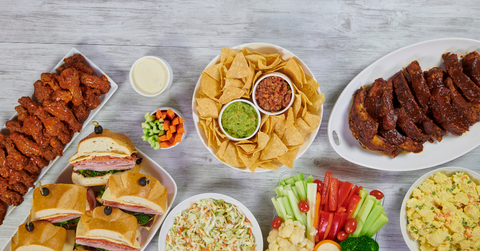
(406, 171, 480, 250)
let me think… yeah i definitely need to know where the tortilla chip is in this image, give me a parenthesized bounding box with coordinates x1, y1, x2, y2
(224, 142, 244, 167)
(200, 73, 221, 100)
(220, 47, 237, 64)
(285, 108, 295, 129)
(215, 140, 229, 161)
(218, 87, 245, 104)
(238, 151, 261, 170)
(253, 131, 270, 153)
(237, 143, 256, 154)
(304, 112, 322, 132)
(260, 133, 288, 160)
(196, 98, 219, 118)
(284, 58, 306, 88)
(204, 63, 222, 82)
(226, 52, 250, 79)
(259, 161, 280, 171)
(274, 114, 286, 139)
(294, 118, 310, 138)
(277, 148, 298, 169)
(282, 125, 304, 146)
(223, 78, 244, 90)
(293, 94, 302, 118)
(259, 54, 282, 70)
(245, 54, 266, 69)
(242, 63, 257, 91)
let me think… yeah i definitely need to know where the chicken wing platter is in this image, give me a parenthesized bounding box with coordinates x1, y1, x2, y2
(0, 48, 118, 224)
(328, 38, 480, 171)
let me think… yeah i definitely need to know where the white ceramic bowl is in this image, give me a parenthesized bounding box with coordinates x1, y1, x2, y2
(252, 72, 295, 116)
(150, 107, 186, 149)
(400, 166, 480, 250)
(218, 99, 261, 141)
(158, 193, 263, 251)
(130, 56, 173, 97)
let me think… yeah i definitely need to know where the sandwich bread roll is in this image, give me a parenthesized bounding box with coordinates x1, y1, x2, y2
(10, 221, 75, 251)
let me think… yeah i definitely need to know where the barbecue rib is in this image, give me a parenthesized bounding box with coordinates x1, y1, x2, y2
(443, 52, 480, 102)
(377, 79, 397, 130)
(430, 86, 469, 136)
(395, 107, 429, 144)
(406, 61, 431, 114)
(424, 67, 444, 91)
(444, 77, 480, 126)
(462, 51, 480, 87)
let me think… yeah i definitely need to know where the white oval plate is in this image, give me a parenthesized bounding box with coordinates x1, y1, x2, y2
(0, 148, 177, 251)
(158, 193, 263, 251)
(328, 38, 480, 171)
(399, 166, 480, 250)
(192, 43, 323, 172)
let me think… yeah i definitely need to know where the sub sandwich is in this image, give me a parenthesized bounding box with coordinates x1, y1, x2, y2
(10, 220, 75, 251)
(30, 184, 95, 229)
(100, 171, 168, 230)
(75, 206, 141, 251)
(69, 129, 137, 187)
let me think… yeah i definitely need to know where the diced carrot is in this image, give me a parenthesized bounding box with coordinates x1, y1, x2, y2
(166, 109, 176, 120)
(172, 117, 180, 126)
(164, 119, 170, 130)
(160, 141, 171, 148)
(168, 133, 176, 145)
(160, 111, 167, 119)
(155, 110, 162, 120)
(174, 133, 183, 143)
(170, 125, 177, 133)
(178, 117, 185, 123)
(166, 130, 173, 140)
(159, 134, 168, 141)
(177, 123, 185, 134)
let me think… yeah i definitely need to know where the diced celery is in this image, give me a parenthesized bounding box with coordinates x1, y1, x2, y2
(141, 135, 147, 141)
(144, 112, 152, 122)
(158, 123, 165, 131)
(152, 127, 159, 134)
(158, 130, 165, 136)
(153, 142, 160, 150)
(360, 204, 384, 236)
(141, 122, 150, 129)
(352, 189, 368, 218)
(366, 214, 389, 238)
(279, 180, 286, 186)
(295, 180, 307, 201)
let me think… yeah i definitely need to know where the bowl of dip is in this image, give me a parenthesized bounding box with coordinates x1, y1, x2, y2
(252, 72, 294, 116)
(130, 56, 173, 97)
(218, 99, 261, 141)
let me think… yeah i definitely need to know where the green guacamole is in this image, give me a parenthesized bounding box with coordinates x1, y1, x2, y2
(221, 102, 258, 138)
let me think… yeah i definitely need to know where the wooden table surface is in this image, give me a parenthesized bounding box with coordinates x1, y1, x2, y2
(1, 1, 480, 250)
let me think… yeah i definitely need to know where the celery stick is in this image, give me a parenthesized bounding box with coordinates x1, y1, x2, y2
(303, 180, 308, 194)
(306, 183, 317, 242)
(366, 213, 389, 238)
(276, 198, 289, 220)
(284, 184, 298, 199)
(279, 180, 286, 186)
(350, 219, 364, 237)
(359, 204, 384, 236)
(287, 190, 306, 226)
(284, 176, 296, 185)
(275, 185, 286, 197)
(295, 180, 307, 201)
(352, 189, 368, 218)
(295, 173, 305, 181)
(374, 198, 381, 207)
(307, 175, 314, 183)
(279, 197, 294, 219)
(272, 198, 285, 220)
(356, 195, 376, 224)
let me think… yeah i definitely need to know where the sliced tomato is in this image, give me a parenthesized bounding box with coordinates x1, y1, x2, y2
(329, 178, 338, 212)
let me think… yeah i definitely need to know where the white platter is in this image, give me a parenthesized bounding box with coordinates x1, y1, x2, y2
(328, 38, 480, 171)
(1, 148, 177, 251)
(399, 166, 480, 250)
(192, 42, 323, 172)
(2, 47, 118, 217)
(158, 193, 263, 251)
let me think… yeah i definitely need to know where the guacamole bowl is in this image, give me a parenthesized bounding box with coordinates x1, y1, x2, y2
(218, 99, 261, 141)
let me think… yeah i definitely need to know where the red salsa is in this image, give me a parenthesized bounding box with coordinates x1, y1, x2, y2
(255, 76, 292, 112)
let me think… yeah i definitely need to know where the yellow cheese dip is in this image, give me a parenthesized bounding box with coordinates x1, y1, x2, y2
(131, 57, 169, 95)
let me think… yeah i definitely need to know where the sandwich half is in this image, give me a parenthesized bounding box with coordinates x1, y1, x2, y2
(75, 206, 141, 251)
(69, 129, 137, 187)
(30, 184, 95, 229)
(10, 221, 75, 251)
(101, 172, 168, 230)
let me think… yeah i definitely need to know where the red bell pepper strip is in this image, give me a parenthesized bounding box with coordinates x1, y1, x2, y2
(321, 172, 332, 205)
(337, 181, 353, 208)
(346, 194, 362, 218)
(337, 181, 344, 192)
(316, 211, 330, 242)
(329, 178, 339, 212)
(326, 213, 342, 240)
(342, 185, 357, 208)
(336, 206, 346, 214)
(323, 213, 334, 241)
(339, 212, 349, 232)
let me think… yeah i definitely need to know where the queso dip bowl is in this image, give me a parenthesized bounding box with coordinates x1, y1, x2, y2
(130, 56, 173, 97)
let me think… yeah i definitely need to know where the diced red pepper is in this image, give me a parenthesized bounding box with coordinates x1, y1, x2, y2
(316, 211, 330, 242)
(346, 194, 362, 218)
(327, 213, 343, 240)
(329, 178, 338, 212)
(321, 172, 332, 205)
(338, 181, 353, 208)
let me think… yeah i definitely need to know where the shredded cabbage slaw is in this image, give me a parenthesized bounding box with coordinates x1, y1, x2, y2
(165, 198, 256, 250)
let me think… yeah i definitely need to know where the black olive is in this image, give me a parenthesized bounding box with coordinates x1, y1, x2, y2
(136, 158, 143, 165)
(139, 177, 149, 186)
(94, 125, 103, 134)
(25, 222, 34, 232)
(104, 206, 112, 215)
(40, 187, 49, 196)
